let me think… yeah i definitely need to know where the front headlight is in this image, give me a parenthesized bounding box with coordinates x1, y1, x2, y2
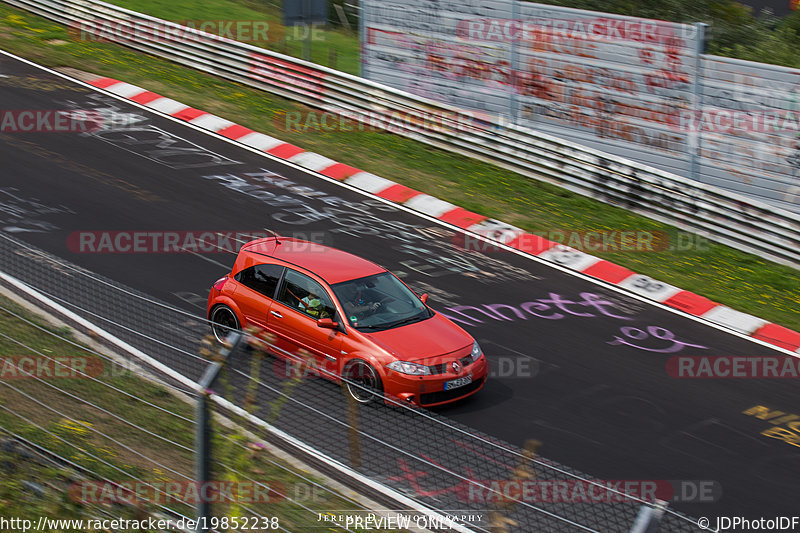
(470, 340, 482, 362)
(387, 361, 431, 376)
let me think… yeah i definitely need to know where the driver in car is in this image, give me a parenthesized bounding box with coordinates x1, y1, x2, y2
(340, 286, 382, 324)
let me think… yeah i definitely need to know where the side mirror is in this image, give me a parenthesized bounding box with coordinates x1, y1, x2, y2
(317, 318, 339, 329)
(420, 293, 429, 304)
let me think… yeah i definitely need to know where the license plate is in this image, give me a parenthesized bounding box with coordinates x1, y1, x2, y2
(444, 375, 472, 390)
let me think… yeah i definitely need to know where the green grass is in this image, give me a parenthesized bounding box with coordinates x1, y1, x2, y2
(0, 294, 406, 532)
(0, 2, 798, 333)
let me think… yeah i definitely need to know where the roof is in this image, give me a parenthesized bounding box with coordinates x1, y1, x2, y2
(242, 237, 386, 284)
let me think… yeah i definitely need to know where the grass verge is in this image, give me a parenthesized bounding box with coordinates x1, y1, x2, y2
(0, 2, 798, 333)
(105, 0, 360, 74)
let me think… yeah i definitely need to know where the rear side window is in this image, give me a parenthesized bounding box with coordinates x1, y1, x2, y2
(235, 264, 284, 298)
(277, 269, 336, 320)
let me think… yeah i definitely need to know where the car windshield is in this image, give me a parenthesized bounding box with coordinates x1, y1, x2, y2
(332, 272, 431, 331)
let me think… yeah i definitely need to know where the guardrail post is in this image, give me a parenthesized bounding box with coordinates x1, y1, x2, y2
(509, 0, 520, 124)
(688, 23, 708, 182)
(358, 0, 367, 78)
(629, 499, 668, 533)
(196, 331, 243, 533)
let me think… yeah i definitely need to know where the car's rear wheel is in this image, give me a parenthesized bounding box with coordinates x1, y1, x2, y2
(210, 305, 240, 343)
(343, 360, 383, 404)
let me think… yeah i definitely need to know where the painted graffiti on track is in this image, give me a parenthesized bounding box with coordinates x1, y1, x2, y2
(440, 294, 708, 354)
(202, 169, 540, 284)
(58, 94, 242, 169)
(0, 187, 74, 233)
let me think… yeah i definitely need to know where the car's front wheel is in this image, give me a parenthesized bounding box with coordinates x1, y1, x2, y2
(209, 305, 240, 343)
(343, 360, 383, 404)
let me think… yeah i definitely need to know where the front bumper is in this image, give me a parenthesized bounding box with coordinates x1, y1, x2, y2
(382, 355, 489, 407)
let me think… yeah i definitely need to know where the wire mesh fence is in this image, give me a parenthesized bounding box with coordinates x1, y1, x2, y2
(0, 230, 707, 532)
(0, 231, 212, 388)
(0, 264, 400, 532)
(215, 333, 708, 533)
(0, 335, 371, 532)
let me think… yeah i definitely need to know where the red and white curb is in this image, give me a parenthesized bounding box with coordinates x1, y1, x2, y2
(88, 77, 800, 355)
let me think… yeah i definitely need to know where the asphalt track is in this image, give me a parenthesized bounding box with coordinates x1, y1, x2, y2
(1, 51, 799, 523)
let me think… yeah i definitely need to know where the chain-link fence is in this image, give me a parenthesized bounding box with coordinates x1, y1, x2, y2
(0, 261, 411, 532)
(213, 330, 707, 532)
(0, 231, 706, 532)
(0, 232, 211, 388)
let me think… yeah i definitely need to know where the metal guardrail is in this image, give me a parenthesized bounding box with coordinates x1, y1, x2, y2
(5, 0, 800, 268)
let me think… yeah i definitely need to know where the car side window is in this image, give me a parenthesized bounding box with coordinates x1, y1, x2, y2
(277, 269, 336, 320)
(235, 264, 284, 299)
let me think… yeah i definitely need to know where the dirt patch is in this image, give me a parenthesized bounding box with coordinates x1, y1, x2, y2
(54, 66, 100, 82)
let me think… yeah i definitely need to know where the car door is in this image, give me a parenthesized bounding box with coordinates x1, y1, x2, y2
(268, 268, 343, 377)
(232, 263, 284, 329)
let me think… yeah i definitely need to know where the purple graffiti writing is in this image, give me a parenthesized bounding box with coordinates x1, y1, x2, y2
(438, 292, 631, 327)
(608, 326, 708, 353)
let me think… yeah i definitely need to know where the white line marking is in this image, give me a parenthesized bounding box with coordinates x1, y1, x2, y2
(184, 249, 232, 270)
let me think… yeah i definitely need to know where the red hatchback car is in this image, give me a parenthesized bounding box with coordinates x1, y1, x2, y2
(206, 236, 488, 406)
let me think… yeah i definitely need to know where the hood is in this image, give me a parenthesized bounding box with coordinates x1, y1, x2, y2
(364, 312, 472, 362)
